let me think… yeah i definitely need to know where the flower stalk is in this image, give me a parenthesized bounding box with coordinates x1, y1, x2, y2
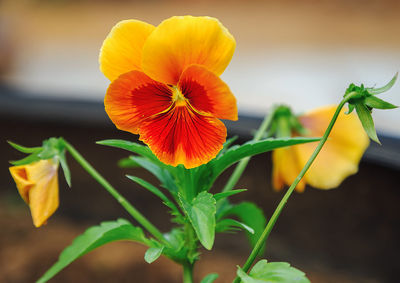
(232, 92, 358, 282)
(63, 141, 169, 246)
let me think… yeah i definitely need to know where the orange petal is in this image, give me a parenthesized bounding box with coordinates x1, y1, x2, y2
(100, 20, 155, 81)
(139, 104, 226, 168)
(9, 159, 59, 227)
(179, 65, 237, 120)
(142, 16, 236, 85)
(105, 70, 173, 134)
(272, 147, 306, 193)
(296, 105, 369, 189)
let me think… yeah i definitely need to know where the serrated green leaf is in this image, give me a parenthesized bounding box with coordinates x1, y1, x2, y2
(213, 189, 247, 201)
(58, 150, 71, 187)
(366, 72, 398, 95)
(7, 141, 42, 154)
(237, 260, 310, 283)
(179, 192, 216, 250)
(37, 219, 153, 283)
(355, 103, 380, 144)
(205, 137, 320, 189)
(118, 157, 140, 168)
(132, 156, 178, 195)
(364, 96, 398, 109)
(216, 218, 254, 234)
(218, 136, 239, 157)
(200, 273, 219, 283)
(144, 246, 164, 264)
(126, 175, 178, 212)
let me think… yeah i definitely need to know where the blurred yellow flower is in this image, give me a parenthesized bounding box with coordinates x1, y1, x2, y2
(9, 159, 59, 227)
(272, 105, 369, 192)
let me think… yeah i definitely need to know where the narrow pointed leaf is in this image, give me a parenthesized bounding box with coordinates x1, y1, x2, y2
(218, 135, 239, 156)
(213, 189, 247, 201)
(345, 103, 355, 114)
(366, 72, 398, 95)
(131, 156, 178, 195)
(216, 218, 254, 234)
(58, 151, 71, 187)
(225, 202, 266, 252)
(237, 260, 310, 283)
(7, 141, 42, 154)
(206, 137, 320, 188)
(364, 96, 398, 109)
(144, 246, 164, 263)
(10, 153, 41, 166)
(355, 103, 380, 144)
(97, 139, 162, 165)
(118, 157, 140, 168)
(179, 192, 216, 250)
(126, 175, 178, 212)
(37, 219, 153, 283)
(200, 273, 219, 283)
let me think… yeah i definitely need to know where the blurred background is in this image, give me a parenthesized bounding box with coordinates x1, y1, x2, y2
(0, 0, 399, 282)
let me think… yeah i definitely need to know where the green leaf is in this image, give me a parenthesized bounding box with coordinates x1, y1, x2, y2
(216, 218, 254, 234)
(200, 273, 219, 283)
(345, 103, 355, 114)
(205, 137, 320, 188)
(10, 153, 41, 166)
(97, 139, 163, 165)
(58, 150, 71, 187)
(7, 141, 42, 154)
(179, 192, 216, 250)
(237, 260, 310, 283)
(132, 156, 178, 195)
(364, 96, 398, 109)
(144, 246, 164, 264)
(126, 175, 179, 212)
(355, 103, 380, 144)
(37, 219, 152, 283)
(366, 72, 398, 95)
(218, 136, 239, 156)
(213, 189, 247, 201)
(225, 202, 266, 251)
(118, 157, 140, 168)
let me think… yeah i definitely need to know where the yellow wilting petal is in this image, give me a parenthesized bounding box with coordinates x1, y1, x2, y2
(296, 105, 370, 189)
(99, 20, 155, 81)
(142, 16, 236, 85)
(9, 159, 59, 227)
(272, 147, 306, 193)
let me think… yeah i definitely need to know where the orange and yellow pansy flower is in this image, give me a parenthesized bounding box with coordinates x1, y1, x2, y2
(100, 16, 237, 169)
(9, 159, 59, 227)
(272, 105, 370, 192)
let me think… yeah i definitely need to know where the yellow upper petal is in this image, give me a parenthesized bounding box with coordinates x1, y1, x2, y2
(142, 16, 236, 85)
(99, 20, 155, 81)
(296, 105, 369, 189)
(9, 159, 59, 227)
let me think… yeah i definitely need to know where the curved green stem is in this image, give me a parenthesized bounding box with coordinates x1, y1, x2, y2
(232, 93, 356, 282)
(183, 261, 194, 283)
(222, 106, 278, 194)
(64, 141, 169, 247)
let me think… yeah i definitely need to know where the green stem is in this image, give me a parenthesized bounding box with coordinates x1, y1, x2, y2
(221, 106, 278, 194)
(183, 261, 194, 283)
(233, 93, 356, 282)
(64, 141, 169, 246)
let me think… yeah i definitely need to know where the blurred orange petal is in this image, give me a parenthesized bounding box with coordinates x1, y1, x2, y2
(139, 104, 226, 168)
(100, 20, 155, 81)
(9, 159, 59, 227)
(142, 16, 236, 85)
(105, 70, 172, 134)
(179, 65, 237, 121)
